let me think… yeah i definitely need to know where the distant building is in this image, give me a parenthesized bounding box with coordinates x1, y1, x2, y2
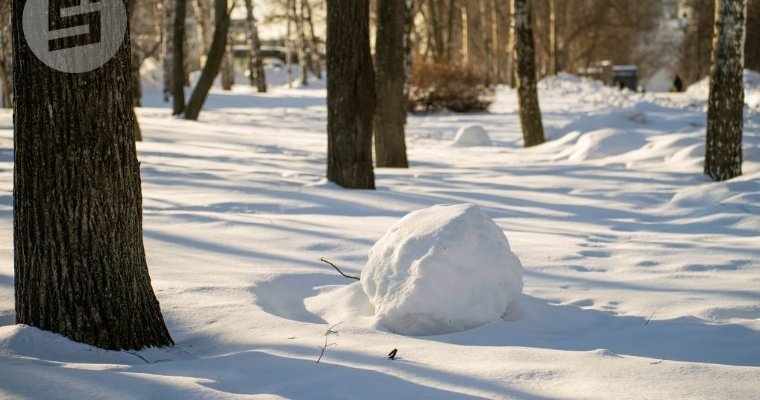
(577, 61, 639, 91)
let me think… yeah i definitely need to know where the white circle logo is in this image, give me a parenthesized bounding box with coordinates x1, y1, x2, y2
(22, 0, 127, 73)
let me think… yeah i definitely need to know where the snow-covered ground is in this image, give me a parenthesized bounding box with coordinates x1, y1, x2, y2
(0, 71, 758, 399)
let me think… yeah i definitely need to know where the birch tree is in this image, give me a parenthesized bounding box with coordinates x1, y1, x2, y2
(705, 0, 746, 181)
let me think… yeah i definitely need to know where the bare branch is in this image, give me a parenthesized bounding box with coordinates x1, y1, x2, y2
(319, 258, 360, 281)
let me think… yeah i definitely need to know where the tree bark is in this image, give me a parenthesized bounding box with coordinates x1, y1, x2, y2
(172, 0, 187, 114)
(221, 37, 234, 91)
(374, 0, 409, 168)
(185, 0, 231, 120)
(12, 0, 173, 350)
(705, 0, 746, 181)
(162, 0, 175, 102)
(326, 0, 376, 188)
(0, 0, 12, 109)
(302, 0, 322, 80)
(245, 0, 267, 92)
(506, 0, 516, 87)
(294, 0, 308, 86)
(548, 0, 557, 75)
(513, 0, 545, 147)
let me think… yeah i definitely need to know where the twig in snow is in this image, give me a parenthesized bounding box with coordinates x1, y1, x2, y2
(320, 258, 360, 281)
(645, 311, 656, 325)
(316, 322, 343, 364)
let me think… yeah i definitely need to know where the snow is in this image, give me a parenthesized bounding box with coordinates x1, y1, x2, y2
(452, 125, 492, 147)
(0, 69, 759, 399)
(359, 203, 523, 335)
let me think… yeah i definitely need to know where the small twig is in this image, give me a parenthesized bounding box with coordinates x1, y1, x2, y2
(320, 258, 360, 281)
(316, 322, 343, 364)
(645, 311, 656, 326)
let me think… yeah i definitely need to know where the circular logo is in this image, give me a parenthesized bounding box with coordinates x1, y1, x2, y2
(23, 0, 127, 73)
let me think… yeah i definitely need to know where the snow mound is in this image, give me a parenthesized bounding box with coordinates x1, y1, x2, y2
(685, 69, 760, 99)
(361, 204, 524, 336)
(566, 129, 648, 161)
(452, 125, 492, 147)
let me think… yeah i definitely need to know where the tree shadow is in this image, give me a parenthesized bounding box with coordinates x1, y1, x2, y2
(421, 294, 760, 367)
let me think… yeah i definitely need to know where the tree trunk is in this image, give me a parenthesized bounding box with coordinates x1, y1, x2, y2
(402, 0, 415, 122)
(326, 0, 376, 188)
(374, 0, 409, 168)
(506, 0, 516, 87)
(302, 0, 322, 80)
(194, 0, 213, 68)
(12, 0, 173, 350)
(185, 0, 231, 120)
(294, 0, 308, 86)
(162, 0, 175, 102)
(128, 0, 142, 140)
(548, 0, 557, 75)
(221, 38, 234, 91)
(0, 0, 12, 109)
(245, 0, 267, 92)
(513, 0, 545, 147)
(479, 0, 492, 85)
(705, 0, 746, 181)
(172, 0, 187, 115)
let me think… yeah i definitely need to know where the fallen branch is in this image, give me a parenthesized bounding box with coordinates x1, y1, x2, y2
(320, 258, 360, 281)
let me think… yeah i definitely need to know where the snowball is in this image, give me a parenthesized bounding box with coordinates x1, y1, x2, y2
(452, 125, 492, 147)
(361, 204, 523, 335)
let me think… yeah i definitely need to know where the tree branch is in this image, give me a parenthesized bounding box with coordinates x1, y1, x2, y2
(320, 258, 360, 281)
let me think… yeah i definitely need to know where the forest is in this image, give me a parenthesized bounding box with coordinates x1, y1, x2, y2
(0, 0, 758, 399)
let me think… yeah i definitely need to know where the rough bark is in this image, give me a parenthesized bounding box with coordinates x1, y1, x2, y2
(374, 0, 409, 168)
(0, 0, 12, 109)
(185, 0, 231, 120)
(172, 0, 187, 114)
(513, 0, 545, 147)
(705, 0, 746, 181)
(12, 0, 173, 350)
(326, 0, 376, 188)
(402, 0, 414, 122)
(127, 0, 142, 141)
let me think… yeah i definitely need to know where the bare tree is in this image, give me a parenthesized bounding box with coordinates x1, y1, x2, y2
(705, 0, 746, 181)
(512, 0, 545, 147)
(12, 0, 174, 350)
(326, 0, 376, 188)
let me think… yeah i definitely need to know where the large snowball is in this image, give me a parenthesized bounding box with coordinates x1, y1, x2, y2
(452, 125, 492, 147)
(361, 204, 523, 335)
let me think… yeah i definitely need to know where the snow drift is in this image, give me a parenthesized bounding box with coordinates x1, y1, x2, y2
(361, 204, 523, 336)
(452, 125, 492, 147)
